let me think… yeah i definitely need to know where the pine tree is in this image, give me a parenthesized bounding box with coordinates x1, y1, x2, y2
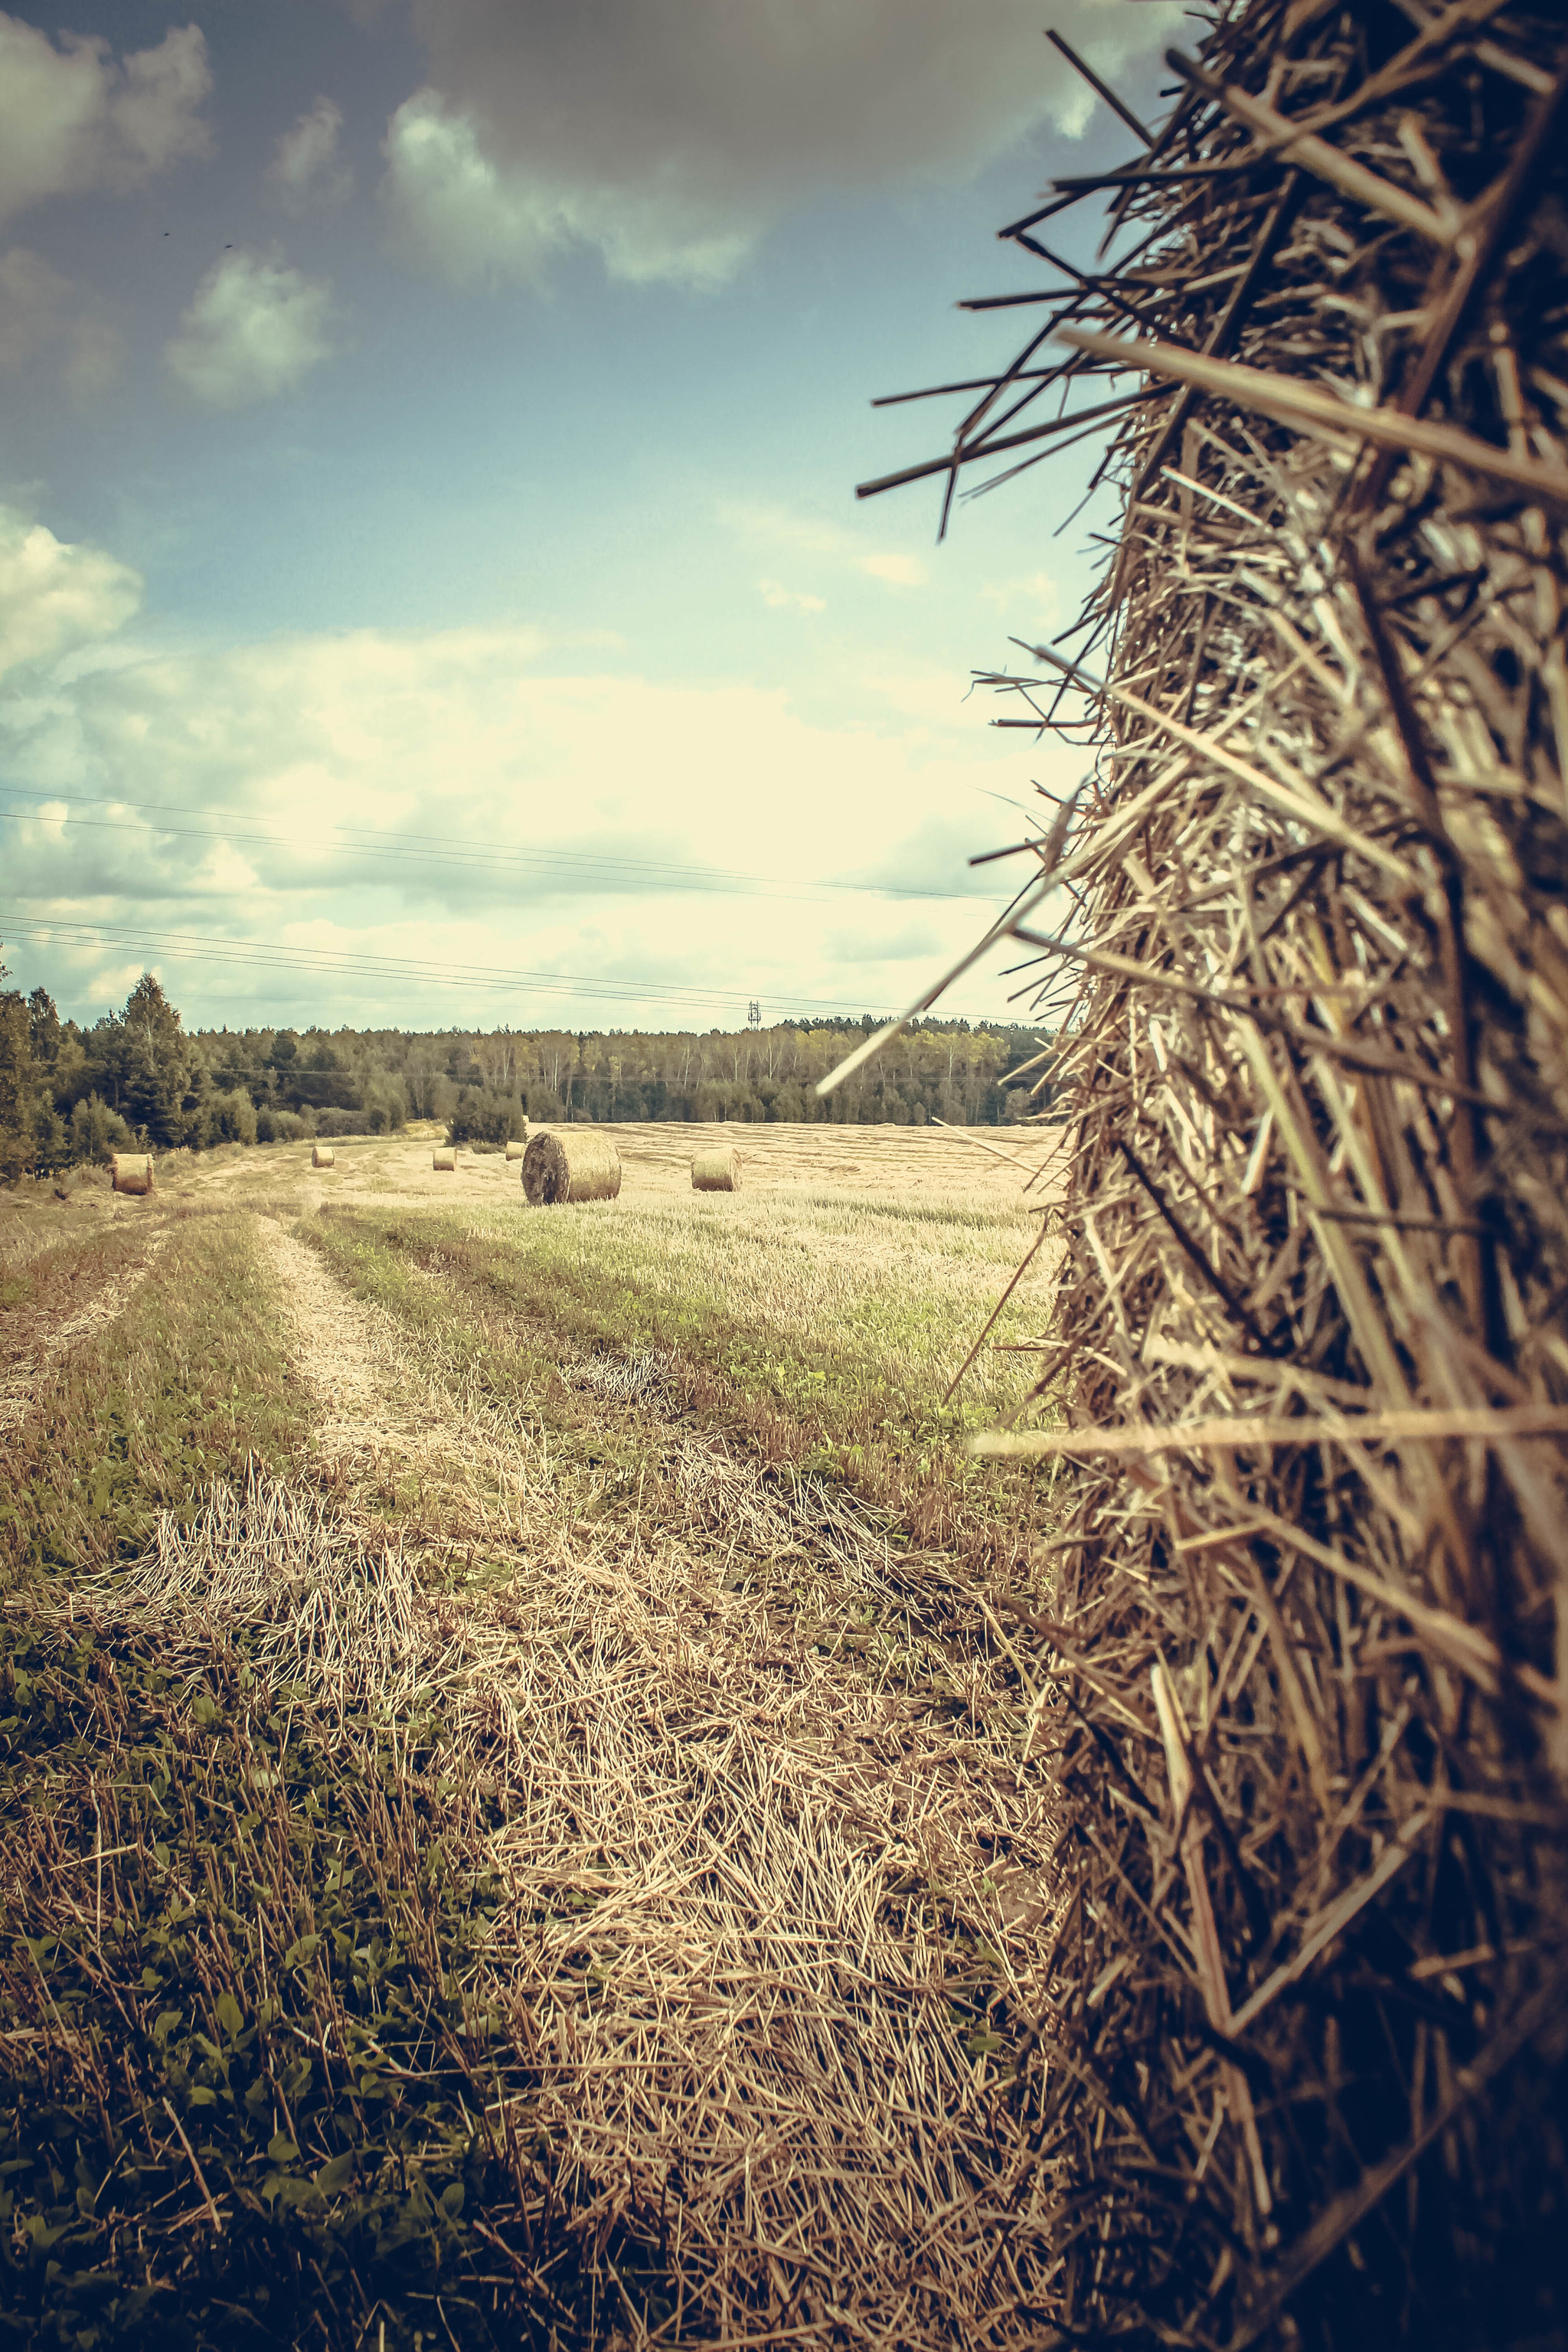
(111, 973, 198, 1146)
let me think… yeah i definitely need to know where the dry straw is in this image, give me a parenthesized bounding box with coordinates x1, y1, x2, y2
(432, 1147, 456, 1172)
(5, 1459, 1060, 2342)
(521, 1128, 621, 1204)
(851, 8, 1568, 2347)
(109, 1152, 153, 1197)
(691, 1143, 742, 1191)
(311, 1143, 335, 1169)
(82, 1468, 422, 1707)
(504, 1125, 530, 1161)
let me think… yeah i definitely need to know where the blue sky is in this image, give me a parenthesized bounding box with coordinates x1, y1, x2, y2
(0, 0, 1179, 1033)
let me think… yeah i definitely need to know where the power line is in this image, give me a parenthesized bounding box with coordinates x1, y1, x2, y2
(0, 786, 995, 908)
(0, 912, 914, 1023)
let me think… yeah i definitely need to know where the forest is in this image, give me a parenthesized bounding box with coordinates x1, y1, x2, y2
(0, 961, 1051, 1176)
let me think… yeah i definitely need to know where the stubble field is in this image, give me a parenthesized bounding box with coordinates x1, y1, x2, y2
(0, 1122, 1073, 2350)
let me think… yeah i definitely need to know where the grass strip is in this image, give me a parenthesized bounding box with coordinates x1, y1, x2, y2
(303, 1203, 1057, 1565)
(0, 1219, 589, 2344)
(0, 1212, 309, 1579)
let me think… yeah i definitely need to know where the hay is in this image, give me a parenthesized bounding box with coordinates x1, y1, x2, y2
(311, 1143, 335, 1168)
(79, 1468, 423, 1707)
(109, 1152, 153, 1197)
(4, 1453, 1056, 2343)
(432, 1147, 456, 1172)
(453, 1550, 1050, 2342)
(855, 9, 1568, 2346)
(521, 1128, 622, 1204)
(504, 1125, 530, 1161)
(691, 1143, 741, 1191)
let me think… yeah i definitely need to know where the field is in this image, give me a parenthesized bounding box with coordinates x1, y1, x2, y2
(0, 1122, 1074, 2348)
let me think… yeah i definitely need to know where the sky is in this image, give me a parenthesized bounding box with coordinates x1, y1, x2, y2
(0, 0, 1181, 1037)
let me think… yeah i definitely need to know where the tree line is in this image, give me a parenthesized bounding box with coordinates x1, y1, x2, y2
(0, 960, 1051, 1178)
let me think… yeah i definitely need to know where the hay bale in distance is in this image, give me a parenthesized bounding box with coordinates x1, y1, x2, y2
(110, 1152, 153, 1197)
(521, 1129, 621, 1205)
(691, 1145, 741, 1192)
(312, 1144, 335, 1168)
(432, 1148, 456, 1172)
(505, 1125, 530, 1161)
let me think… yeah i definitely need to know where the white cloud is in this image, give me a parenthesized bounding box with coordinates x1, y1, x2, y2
(721, 501, 854, 562)
(0, 16, 211, 228)
(727, 503, 929, 597)
(165, 250, 338, 408)
(267, 97, 352, 207)
(8, 618, 1044, 1024)
(381, 0, 1183, 289)
(0, 246, 122, 397)
(382, 92, 748, 289)
(0, 503, 142, 683)
(982, 568, 1063, 637)
(861, 554, 927, 590)
(759, 580, 825, 615)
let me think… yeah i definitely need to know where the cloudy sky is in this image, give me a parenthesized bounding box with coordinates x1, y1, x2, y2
(0, 0, 1177, 1035)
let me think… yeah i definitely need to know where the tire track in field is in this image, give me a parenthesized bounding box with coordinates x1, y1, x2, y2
(252, 1213, 569, 1564)
(0, 1230, 170, 1438)
(253, 1211, 1058, 1941)
(250, 1208, 1058, 1938)
(252, 1214, 401, 1456)
(248, 1210, 1065, 2345)
(253, 1212, 682, 1589)
(254, 1211, 955, 1624)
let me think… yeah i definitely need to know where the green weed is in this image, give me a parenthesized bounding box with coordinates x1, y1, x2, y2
(0, 1214, 309, 1579)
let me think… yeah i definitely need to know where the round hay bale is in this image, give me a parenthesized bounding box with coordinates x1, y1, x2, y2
(312, 1144, 335, 1168)
(504, 1126, 530, 1161)
(521, 1129, 621, 1205)
(691, 1146, 741, 1193)
(110, 1152, 154, 1197)
(433, 1148, 456, 1172)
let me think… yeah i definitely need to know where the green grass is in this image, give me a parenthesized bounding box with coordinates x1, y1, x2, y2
(0, 1210, 564, 2346)
(0, 1211, 311, 1579)
(0, 1209, 149, 1321)
(303, 1189, 1055, 1562)
(0, 1621, 538, 2349)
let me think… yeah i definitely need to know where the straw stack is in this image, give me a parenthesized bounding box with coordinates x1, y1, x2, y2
(432, 1148, 456, 1172)
(691, 1145, 741, 1192)
(109, 1152, 153, 1197)
(856, 8, 1568, 2345)
(505, 1126, 530, 1161)
(521, 1129, 621, 1204)
(311, 1144, 335, 1169)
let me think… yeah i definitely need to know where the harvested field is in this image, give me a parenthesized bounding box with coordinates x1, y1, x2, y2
(173, 1119, 1060, 1209)
(6, 0, 1565, 2335)
(0, 1122, 1072, 2347)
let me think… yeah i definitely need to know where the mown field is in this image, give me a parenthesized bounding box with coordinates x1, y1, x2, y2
(0, 1124, 1073, 2350)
